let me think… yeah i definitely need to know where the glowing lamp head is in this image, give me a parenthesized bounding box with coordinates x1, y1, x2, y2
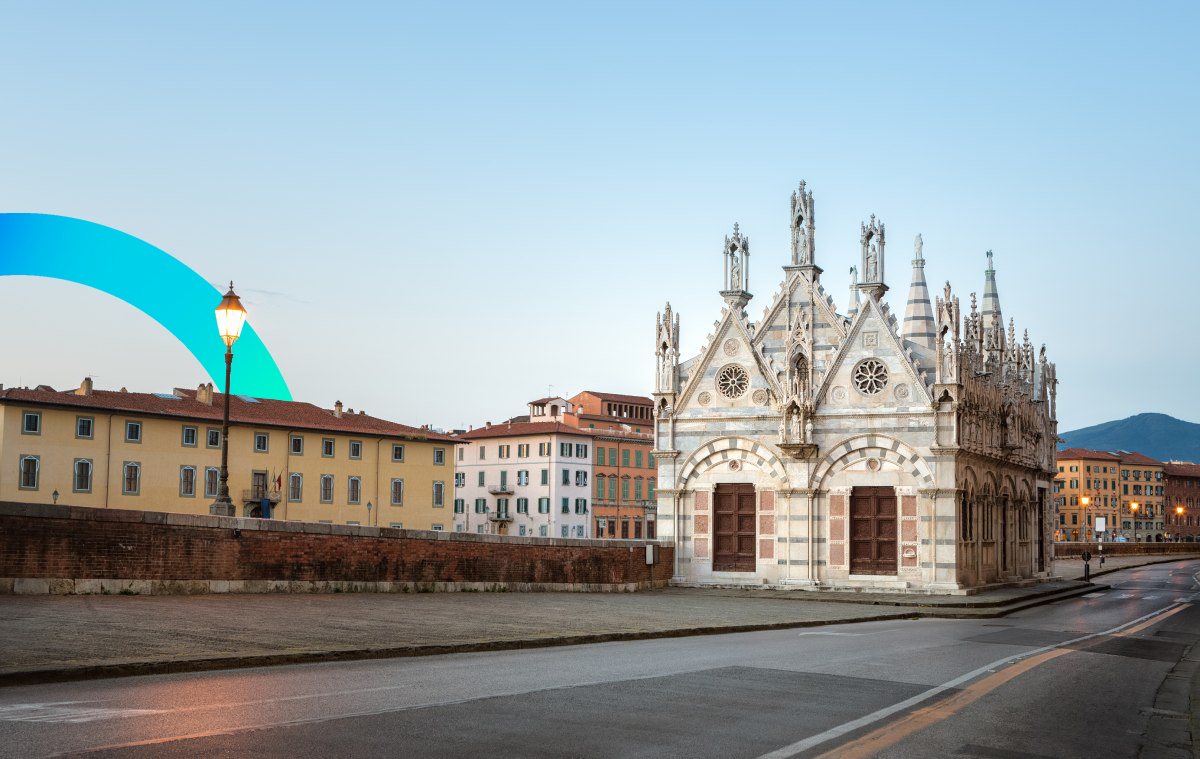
(1177, 506, 1185, 515)
(1130, 502, 1139, 513)
(214, 281, 247, 348)
(1080, 496, 1090, 506)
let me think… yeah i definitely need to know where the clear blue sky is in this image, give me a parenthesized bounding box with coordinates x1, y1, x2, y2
(1, 1, 1196, 433)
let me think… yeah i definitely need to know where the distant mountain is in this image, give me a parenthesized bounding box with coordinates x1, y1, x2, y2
(1058, 413, 1200, 463)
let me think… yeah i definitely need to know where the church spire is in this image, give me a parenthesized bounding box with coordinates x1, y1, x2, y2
(981, 250, 1003, 348)
(787, 180, 817, 270)
(721, 223, 752, 309)
(902, 234, 935, 350)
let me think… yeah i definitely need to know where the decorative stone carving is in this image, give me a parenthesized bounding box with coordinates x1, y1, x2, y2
(723, 339, 740, 356)
(852, 359, 889, 395)
(831, 386, 848, 403)
(894, 383, 911, 401)
(715, 365, 749, 399)
(752, 388, 769, 406)
(697, 391, 712, 407)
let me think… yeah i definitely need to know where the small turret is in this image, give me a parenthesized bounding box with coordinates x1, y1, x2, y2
(901, 234, 936, 351)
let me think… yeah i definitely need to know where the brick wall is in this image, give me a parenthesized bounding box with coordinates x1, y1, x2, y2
(0, 502, 673, 594)
(1054, 542, 1199, 558)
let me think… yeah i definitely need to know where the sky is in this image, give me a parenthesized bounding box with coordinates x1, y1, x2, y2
(1, 1, 1197, 433)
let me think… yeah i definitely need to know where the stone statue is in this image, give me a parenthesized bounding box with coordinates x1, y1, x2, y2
(804, 418, 813, 443)
(849, 265, 858, 286)
(866, 244, 879, 281)
(730, 252, 742, 290)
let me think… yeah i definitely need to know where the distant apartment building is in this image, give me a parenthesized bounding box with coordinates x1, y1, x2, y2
(1163, 461, 1200, 541)
(1117, 451, 1165, 540)
(452, 413, 593, 538)
(1053, 448, 1121, 541)
(0, 379, 459, 529)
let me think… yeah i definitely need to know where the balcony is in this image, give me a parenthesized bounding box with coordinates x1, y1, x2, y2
(488, 511, 513, 523)
(242, 488, 282, 504)
(488, 485, 515, 495)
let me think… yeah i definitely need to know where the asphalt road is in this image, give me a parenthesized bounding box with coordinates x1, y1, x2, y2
(1, 560, 1197, 759)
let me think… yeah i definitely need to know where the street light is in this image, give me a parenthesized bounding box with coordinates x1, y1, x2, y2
(1081, 496, 1090, 542)
(1129, 502, 1139, 543)
(1177, 505, 1185, 541)
(210, 282, 247, 517)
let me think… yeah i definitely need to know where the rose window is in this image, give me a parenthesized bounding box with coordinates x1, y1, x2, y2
(852, 359, 888, 395)
(716, 364, 749, 399)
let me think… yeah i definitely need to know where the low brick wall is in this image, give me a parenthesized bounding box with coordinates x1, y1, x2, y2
(0, 502, 673, 594)
(1054, 542, 1200, 558)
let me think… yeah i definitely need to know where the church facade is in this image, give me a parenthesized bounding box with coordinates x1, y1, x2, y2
(652, 182, 1059, 592)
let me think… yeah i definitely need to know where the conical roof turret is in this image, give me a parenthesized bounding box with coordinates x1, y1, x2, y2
(902, 234, 935, 350)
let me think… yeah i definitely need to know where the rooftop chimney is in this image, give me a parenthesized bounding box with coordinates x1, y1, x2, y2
(334, 400, 343, 418)
(196, 383, 214, 406)
(75, 377, 94, 396)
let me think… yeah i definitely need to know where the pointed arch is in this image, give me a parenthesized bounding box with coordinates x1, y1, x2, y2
(677, 436, 791, 488)
(812, 434, 935, 490)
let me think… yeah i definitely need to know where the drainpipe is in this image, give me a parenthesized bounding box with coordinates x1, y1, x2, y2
(104, 413, 114, 508)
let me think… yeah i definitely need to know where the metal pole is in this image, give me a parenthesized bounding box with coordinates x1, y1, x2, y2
(212, 347, 235, 516)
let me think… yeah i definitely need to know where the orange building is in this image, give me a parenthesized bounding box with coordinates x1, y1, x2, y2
(1117, 451, 1165, 541)
(1163, 461, 1200, 542)
(1053, 448, 1121, 541)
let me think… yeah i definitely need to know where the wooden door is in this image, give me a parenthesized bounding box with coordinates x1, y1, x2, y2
(850, 487, 898, 575)
(714, 484, 756, 572)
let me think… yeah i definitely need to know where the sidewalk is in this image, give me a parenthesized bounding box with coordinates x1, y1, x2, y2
(1, 555, 1193, 688)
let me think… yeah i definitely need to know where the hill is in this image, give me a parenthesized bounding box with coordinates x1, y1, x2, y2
(1058, 413, 1200, 463)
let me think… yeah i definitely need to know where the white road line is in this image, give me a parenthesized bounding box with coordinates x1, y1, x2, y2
(0, 702, 162, 724)
(756, 602, 1188, 759)
(1143, 595, 1160, 601)
(797, 630, 901, 637)
(1082, 592, 1106, 598)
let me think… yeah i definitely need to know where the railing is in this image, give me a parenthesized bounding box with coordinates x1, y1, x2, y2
(488, 485, 515, 495)
(242, 488, 282, 504)
(488, 511, 513, 522)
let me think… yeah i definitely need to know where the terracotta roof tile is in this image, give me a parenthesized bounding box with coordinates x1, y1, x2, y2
(1057, 448, 1122, 461)
(1163, 461, 1200, 478)
(1110, 450, 1163, 466)
(0, 385, 459, 443)
(457, 422, 596, 440)
(575, 391, 653, 405)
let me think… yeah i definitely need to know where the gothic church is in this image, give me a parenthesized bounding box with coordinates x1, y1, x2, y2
(652, 182, 1058, 592)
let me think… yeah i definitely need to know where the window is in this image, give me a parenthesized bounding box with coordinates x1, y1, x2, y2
(648, 479, 656, 499)
(76, 416, 94, 439)
(207, 428, 221, 448)
(479, 446, 486, 460)
(541, 469, 549, 485)
(596, 519, 606, 537)
(125, 421, 142, 443)
(496, 498, 509, 517)
(73, 459, 92, 493)
(455, 472, 465, 487)
(350, 440, 363, 460)
(519, 525, 527, 536)
(596, 476, 605, 499)
(560, 442, 571, 457)
(433, 481, 445, 507)
(457, 447, 463, 462)
(575, 498, 588, 514)
(477, 525, 487, 534)
(518, 444, 529, 458)
(562, 469, 570, 485)
(608, 477, 617, 500)
(538, 497, 550, 514)
(498, 445, 510, 459)
(123, 462, 141, 495)
(182, 426, 198, 447)
(392, 444, 406, 462)
(21, 411, 42, 435)
(539, 442, 550, 456)
(322, 438, 335, 457)
(622, 449, 630, 467)
(517, 470, 529, 486)
(596, 446, 605, 464)
(539, 525, 548, 537)
(454, 498, 465, 513)
(478, 471, 486, 486)
(634, 520, 643, 539)
(576, 444, 588, 458)
(348, 476, 362, 504)
(622, 478, 630, 500)
(18, 455, 39, 490)
(635, 451, 644, 468)
(609, 449, 617, 466)
(320, 475, 334, 503)
(391, 478, 404, 505)
(621, 520, 630, 539)
(290, 435, 304, 455)
(179, 466, 196, 497)
(561, 525, 569, 538)
(254, 432, 269, 452)
(576, 470, 588, 487)
(431, 524, 443, 531)
(205, 467, 219, 498)
(434, 448, 446, 465)
(475, 498, 488, 514)
(648, 453, 655, 468)
(500, 471, 509, 489)
(647, 521, 656, 540)
(562, 497, 570, 514)
(289, 473, 303, 502)
(517, 497, 529, 514)
(635, 477, 643, 500)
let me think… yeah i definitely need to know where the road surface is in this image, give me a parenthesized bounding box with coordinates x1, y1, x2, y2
(1, 560, 1196, 758)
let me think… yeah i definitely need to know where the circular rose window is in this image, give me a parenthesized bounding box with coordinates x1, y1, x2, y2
(716, 364, 750, 399)
(852, 359, 888, 395)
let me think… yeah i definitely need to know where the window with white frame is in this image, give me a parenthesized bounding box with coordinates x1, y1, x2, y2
(348, 476, 362, 504)
(475, 498, 487, 513)
(538, 497, 550, 514)
(320, 474, 334, 503)
(518, 444, 529, 457)
(433, 481, 445, 507)
(349, 440, 362, 459)
(576, 470, 588, 487)
(561, 525, 569, 538)
(478, 445, 486, 460)
(498, 445, 510, 459)
(517, 497, 529, 514)
(182, 426, 198, 447)
(289, 473, 303, 502)
(74, 459, 93, 493)
(431, 524, 443, 531)
(322, 438, 335, 457)
(560, 442, 571, 457)
(391, 478, 404, 505)
(538, 442, 549, 456)
(575, 498, 588, 514)
(517, 470, 529, 486)
(454, 472, 465, 487)
(254, 432, 269, 452)
(207, 428, 221, 448)
(123, 462, 141, 495)
(290, 435, 304, 455)
(180, 466, 197, 497)
(22, 411, 42, 435)
(392, 444, 405, 462)
(576, 444, 588, 458)
(434, 448, 445, 465)
(125, 421, 142, 443)
(205, 467, 219, 498)
(19, 455, 39, 489)
(539, 525, 548, 537)
(76, 416, 94, 439)
(453, 498, 465, 513)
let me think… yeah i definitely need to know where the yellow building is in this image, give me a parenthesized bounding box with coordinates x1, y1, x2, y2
(1053, 448, 1121, 541)
(1117, 451, 1166, 541)
(0, 378, 459, 529)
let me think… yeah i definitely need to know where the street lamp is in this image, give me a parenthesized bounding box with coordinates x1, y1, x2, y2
(366, 501, 374, 527)
(1129, 502, 1139, 543)
(1176, 505, 1185, 541)
(210, 282, 246, 517)
(1080, 496, 1090, 542)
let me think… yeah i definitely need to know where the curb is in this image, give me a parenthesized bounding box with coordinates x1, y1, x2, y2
(0, 583, 1109, 689)
(1074, 555, 1200, 582)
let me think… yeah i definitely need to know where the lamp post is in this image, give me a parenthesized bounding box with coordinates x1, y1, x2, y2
(210, 282, 247, 517)
(366, 501, 374, 527)
(1176, 505, 1185, 542)
(1129, 502, 1139, 543)
(1081, 496, 1090, 542)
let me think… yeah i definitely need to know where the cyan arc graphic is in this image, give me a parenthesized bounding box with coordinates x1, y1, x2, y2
(0, 213, 291, 400)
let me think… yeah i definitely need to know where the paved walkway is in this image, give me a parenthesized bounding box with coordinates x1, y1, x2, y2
(1, 555, 1193, 686)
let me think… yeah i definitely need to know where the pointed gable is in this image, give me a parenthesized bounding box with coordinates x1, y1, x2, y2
(675, 307, 782, 417)
(816, 297, 933, 410)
